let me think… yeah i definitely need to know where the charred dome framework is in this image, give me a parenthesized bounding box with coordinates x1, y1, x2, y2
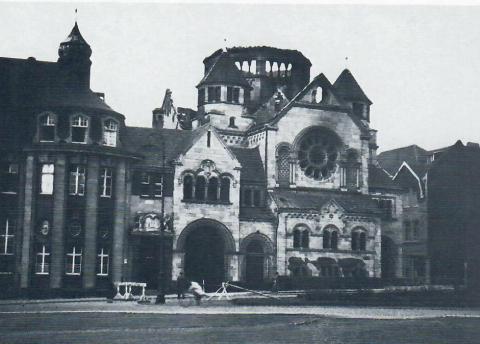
(202, 47, 312, 111)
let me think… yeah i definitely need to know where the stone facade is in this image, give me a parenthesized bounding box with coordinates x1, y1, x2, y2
(1, 22, 428, 294)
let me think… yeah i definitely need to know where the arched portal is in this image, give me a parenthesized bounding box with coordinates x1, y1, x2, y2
(245, 240, 264, 287)
(177, 219, 235, 291)
(241, 233, 274, 288)
(381, 235, 397, 279)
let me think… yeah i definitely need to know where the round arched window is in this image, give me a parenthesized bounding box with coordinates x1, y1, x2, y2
(297, 128, 341, 180)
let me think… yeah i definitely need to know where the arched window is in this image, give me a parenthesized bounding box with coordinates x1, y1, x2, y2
(207, 177, 218, 201)
(360, 232, 367, 251)
(352, 228, 367, 251)
(195, 176, 206, 200)
(293, 229, 301, 248)
(183, 175, 194, 200)
(301, 230, 309, 248)
(39, 113, 55, 142)
(229, 117, 236, 128)
(352, 231, 359, 251)
(103, 119, 118, 147)
(220, 177, 230, 202)
(323, 226, 339, 250)
(331, 230, 338, 250)
(277, 145, 290, 187)
(71, 115, 88, 143)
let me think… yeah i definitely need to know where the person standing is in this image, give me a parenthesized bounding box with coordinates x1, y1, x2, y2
(271, 272, 279, 293)
(176, 272, 188, 299)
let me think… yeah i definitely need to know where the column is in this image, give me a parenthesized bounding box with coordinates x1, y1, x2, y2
(20, 154, 35, 288)
(112, 160, 126, 283)
(50, 154, 67, 289)
(82, 156, 99, 289)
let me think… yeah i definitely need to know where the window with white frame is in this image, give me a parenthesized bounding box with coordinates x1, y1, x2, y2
(39, 114, 56, 142)
(69, 165, 86, 196)
(65, 246, 82, 275)
(96, 248, 109, 276)
(35, 245, 50, 275)
(40, 164, 54, 195)
(103, 120, 118, 147)
(0, 218, 14, 255)
(71, 115, 88, 143)
(100, 168, 113, 197)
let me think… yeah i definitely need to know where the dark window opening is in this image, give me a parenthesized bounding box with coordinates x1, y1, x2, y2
(208, 86, 221, 102)
(323, 228, 338, 250)
(138, 172, 163, 198)
(195, 176, 206, 200)
(220, 177, 230, 202)
(293, 228, 309, 249)
(198, 88, 205, 105)
(253, 190, 261, 207)
(1, 163, 18, 194)
(229, 117, 237, 128)
(207, 177, 218, 201)
(39, 114, 55, 142)
(71, 116, 88, 143)
(183, 175, 194, 200)
(353, 102, 365, 119)
(207, 131, 211, 147)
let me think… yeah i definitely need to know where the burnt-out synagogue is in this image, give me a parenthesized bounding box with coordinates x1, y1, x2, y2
(1, 22, 479, 296)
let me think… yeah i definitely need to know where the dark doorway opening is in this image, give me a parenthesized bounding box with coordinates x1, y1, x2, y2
(184, 226, 225, 291)
(381, 236, 396, 280)
(137, 237, 160, 289)
(245, 240, 265, 288)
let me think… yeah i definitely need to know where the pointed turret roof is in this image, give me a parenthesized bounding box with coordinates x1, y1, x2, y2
(333, 69, 372, 105)
(197, 52, 251, 89)
(58, 22, 92, 62)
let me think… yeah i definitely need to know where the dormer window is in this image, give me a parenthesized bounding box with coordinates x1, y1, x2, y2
(71, 115, 88, 143)
(103, 119, 118, 147)
(39, 114, 56, 142)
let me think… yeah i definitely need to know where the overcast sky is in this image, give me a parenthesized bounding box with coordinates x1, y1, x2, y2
(1, 3, 479, 152)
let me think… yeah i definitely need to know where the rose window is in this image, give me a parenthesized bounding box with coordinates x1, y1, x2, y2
(297, 129, 340, 180)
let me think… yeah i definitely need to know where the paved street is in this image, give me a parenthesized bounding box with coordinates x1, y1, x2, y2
(1, 300, 480, 343)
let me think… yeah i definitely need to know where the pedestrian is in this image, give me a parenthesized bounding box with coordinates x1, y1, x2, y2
(271, 272, 279, 293)
(188, 281, 206, 305)
(176, 272, 188, 299)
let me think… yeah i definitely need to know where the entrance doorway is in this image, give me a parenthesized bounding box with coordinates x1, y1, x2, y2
(137, 237, 160, 289)
(245, 240, 265, 288)
(184, 226, 225, 291)
(381, 235, 396, 280)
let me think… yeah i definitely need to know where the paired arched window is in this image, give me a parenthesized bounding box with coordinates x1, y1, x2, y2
(39, 113, 56, 142)
(103, 119, 118, 147)
(183, 173, 230, 203)
(352, 228, 367, 251)
(293, 226, 310, 249)
(323, 226, 339, 249)
(71, 115, 88, 143)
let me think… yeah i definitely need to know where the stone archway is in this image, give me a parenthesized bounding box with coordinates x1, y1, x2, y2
(240, 233, 274, 288)
(176, 219, 235, 291)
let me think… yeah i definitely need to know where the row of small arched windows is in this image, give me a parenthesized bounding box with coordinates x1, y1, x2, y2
(292, 227, 367, 251)
(183, 174, 230, 203)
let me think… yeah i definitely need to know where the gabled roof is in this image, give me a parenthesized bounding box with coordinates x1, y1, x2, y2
(271, 189, 382, 215)
(250, 89, 290, 127)
(123, 126, 208, 168)
(254, 73, 369, 135)
(333, 69, 372, 105)
(368, 164, 403, 191)
(230, 146, 265, 183)
(197, 52, 251, 89)
(377, 144, 429, 177)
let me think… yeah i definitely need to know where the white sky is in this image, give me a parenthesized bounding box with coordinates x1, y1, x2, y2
(1, 2, 480, 152)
